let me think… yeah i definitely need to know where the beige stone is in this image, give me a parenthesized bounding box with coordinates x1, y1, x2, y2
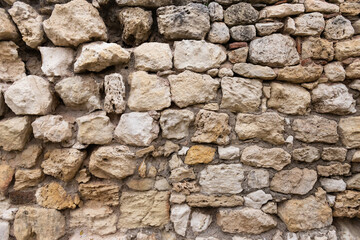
(79, 182, 120, 206)
(0, 9, 18, 41)
(170, 204, 191, 236)
(134, 43, 172, 71)
(0, 165, 14, 194)
(169, 167, 196, 183)
(185, 145, 215, 165)
(116, 0, 173, 8)
(317, 163, 351, 177)
(302, 37, 334, 61)
(104, 73, 126, 114)
(276, 64, 323, 83)
(208, 22, 230, 44)
(333, 190, 360, 218)
(292, 146, 320, 163)
(335, 38, 360, 60)
(127, 178, 154, 191)
(209, 2, 223, 22)
(186, 194, 244, 208)
(293, 12, 325, 36)
(346, 174, 360, 190)
(224, 2, 258, 26)
(340, 2, 360, 16)
(0, 41, 25, 82)
(247, 169, 270, 189)
(32, 115, 73, 143)
(255, 22, 284, 36)
(321, 147, 347, 162)
(324, 61, 345, 82)
(13, 169, 44, 191)
(228, 47, 248, 64)
(346, 59, 360, 79)
(305, 0, 339, 13)
(14, 144, 42, 168)
(259, 4, 305, 18)
(324, 15, 354, 40)
(36, 182, 77, 210)
(233, 63, 276, 80)
(0, 116, 32, 151)
(160, 109, 194, 139)
(39, 47, 75, 77)
(339, 116, 360, 148)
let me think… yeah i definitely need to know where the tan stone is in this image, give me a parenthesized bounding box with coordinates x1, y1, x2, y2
(292, 146, 320, 163)
(126, 178, 155, 191)
(346, 59, 360, 79)
(333, 190, 360, 218)
(185, 145, 216, 165)
(0, 165, 14, 194)
(352, 151, 360, 162)
(305, 0, 339, 13)
(36, 182, 77, 210)
(79, 182, 120, 206)
(13, 144, 42, 169)
(32, 115, 73, 143)
(317, 163, 351, 177)
(233, 63, 276, 80)
(0, 9, 18, 41)
(170, 167, 196, 183)
(259, 4, 305, 18)
(228, 47, 248, 64)
(302, 37, 334, 61)
(339, 116, 360, 148)
(0, 116, 32, 151)
(13, 169, 44, 191)
(335, 38, 360, 60)
(186, 194, 244, 207)
(134, 43, 172, 71)
(321, 147, 347, 162)
(324, 61, 346, 82)
(346, 174, 360, 190)
(276, 64, 323, 83)
(0, 41, 25, 82)
(340, 2, 360, 16)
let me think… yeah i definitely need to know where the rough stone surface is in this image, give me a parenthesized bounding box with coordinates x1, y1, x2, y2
(247, 169, 270, 189)
(276, 64, 323, 83)
(233, 63, 276, 80)
(13, 169, 44, 191)
(14, 144, 41, 169)
(260, 4, 305, 18)
(320, 178, 346, 192)
(0, 41, 25, 82)
(170, 204, 191, 236)
(333, 190, 360, 218)
(347, 174, 360, 190)
(218, 146, 240, 160)
(339, 116, 360, 148)
(230, 25, 256, 42)
(255, 22, 284, 36)
(0, 9, 18, 41)
(32, 115, 73, 143)
(228, 47, 248, 64)
(185, 145, 216, 165)
(334, 38, 360, 61)
(191, 211, 212, 233)
(305, 0, 339, 13)
(207, 22, 230, 44)
(186, 194, 244, 208)
(224, 3, 258, 26)
(293, 13, 325, 36)
(0, 165, 14, 194)
(134, 43, 172, 71)
(317, 163, 351, 177)
(292, 146, 320, 163)
(346, 60, 360, 79)
(324, 15, 354, 40)
(160, 109, 194, 139)
(39, 47, 75, 77)
(324, 61, 345, 82)
(104, 73, 126, 114)
(0, 116, 32, 151)
(209, 2, 223, 22)
(321, 147, 347, 162)
(244, 190, 272, 209)
(302, 37, 334, 61)
(79, 183, 120, 206)
(116, 0, 173, 7)
(36, 182, 77, 210)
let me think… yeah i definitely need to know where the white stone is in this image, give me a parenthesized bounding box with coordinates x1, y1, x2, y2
(178, 147, 189, 156)
(305, 0, 339, 13)
(324, 62, 345, 82)
(104, 73, 126, 114)
(170, 204, 191, 237)
(218, 146, 240, 160)
(160, 109, 194, 139)
(134, 42, 172, 72)
(244, 190, 273, 209)
(320, 178, 346, 192)
(32, 115, 73, 143)
(39, 47, 75, 77)
(190, 211, 212, 233)
(293, 12, 325, 36)
(0, 221, 9, 240)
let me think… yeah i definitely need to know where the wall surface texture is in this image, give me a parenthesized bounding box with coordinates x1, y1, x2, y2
(0, 0, 360, 239)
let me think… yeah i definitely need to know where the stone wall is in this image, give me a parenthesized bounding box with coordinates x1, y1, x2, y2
(0, 0, 359, 239)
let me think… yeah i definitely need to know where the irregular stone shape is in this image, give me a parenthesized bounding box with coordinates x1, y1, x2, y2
(0, 9, 18, 41)
(320, 178, 346, 192)
(0, 116, 32, 151)
(79, 183, 120, 206)
(233, 63, 276, 80)
(185, 145, 216, 165)
(335, 38, 360, 61)
(247, 169, 270, 189)
(39, 47, 75, 77)
(186, 194, 244, 207)
(228, 47, 248, 64)
(302, 37, 334, 61)
(317, 163, 351, 177)
(220, 77, 262, 113)
(199, 164, 245, 194)
(160, 109, 194, 139)
(14, 207, 65, 240)
(118, 7, 152, 46)
(352, 151, 360, 162)
(74, 42, 130, 73)
(191, 110, 231, 145)
(134, 43, 172, 71)
(217, 207, 277, 234)
(311, 83, 356, 115)
(89, 145, 136, 180)
(32, 115, 73, 143)
(218, 146, 240, 160)
(70, 201, 117, 236)
(321, 147, 347, 162)
(230, 25, 256, 42)
(346, 60, 360, 79)
(209, 2, 223, 22)
(235, 112, 285, 145)
(292, 116, 339, 143)
(104, 73, 126, 114)
(76, 111, 114, 145)
(333, 190, 360, 218)
(249, 34, 300, 67)
(293, 12, 325, 36)
(278, 188, 332, 232)
(157, 3, 210, 40)
(13, 169, 44, 191)
(207, 22, 230, 44)
(259, 4, 305, 18)
(55, 75, 101, 111)
(224, 3, 258, 26)
(324, 61, 345, 82)
(340, 2, 360, 15)
(191, 211, 212, 233)
(255, 22, 284, 36)
(36, 182, 77, 210)
(8, 2, 43, 48)
(292, 146, 320, 163)
(170, 204, 191, 236)
(116, 0, 173, 7)
(0, 221, 9, 240)
(241, 145, 291, 171)
(354, 19, 360, 34)
(347, 174, 360, 190)
(0, 165, 14, 194)
(270, 168, 317, 195)
(0, 41, 25, 82)
(304, 0, 339, 13)
(5, 75, 55, 115)
(114, 112, 159, 146)
(43, 0, 107, 47)
(169, 167, 196, 183)
(41, 148, 86, 182)
(276, 64, 323, 83)
(324, 15, 354, 40)
(174, 40, 226, 72)
(339, 116, 360, 148)
(128, 71, 171, 111)
(168, 70, 219, 108)
(335, 218, 360, 240)
(118, 191, 170, 229)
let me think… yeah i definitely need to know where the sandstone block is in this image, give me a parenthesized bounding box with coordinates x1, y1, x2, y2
(346, 59, 360, 79)
(185, 145, 215, 165)
(13, 169, 44, 191)
(79, 182, 120, 206)
(186, 194, 244, 208)
(320, 178, 346, 192)
(233, 63, 276, 80)
(36, 182, 77, 210)
(335, 38, 360, 60)
(116, 0, 173, 7)
(0, 165, 14, 194)
(255, 22, 284, 36)
(333, 190, 360, 218)
(302, 37, 334, 61)
(260, 4, 305, 18)
(317, 163, 351, 177)
(324, 61, 345, 82)
(324, 15, 354, 40)
(134, 43, 172, 71)
(292, 146, 320, 163)
(0, 9, 18, 41)
(339, 116, 360, 148)
(276, 64, 323, 83)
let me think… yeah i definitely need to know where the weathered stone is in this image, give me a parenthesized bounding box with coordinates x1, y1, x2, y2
(43, 0, 107, 47)
(0, 116, 32, 151)
(118, 7, 152, 46)
(276, 64, 323, 83)
(55, 75, 101, 111)
(321, 147, 347, 162)
(32, 115, 73, 143)
(333, 190, 360, 218)
(244, 190, 272, 209)
(185, 145, 215, 165)
(235, 112, 285, 145)
(127, 178, 155, 191)
(134, 43, 172, 71)
(75, 169, 91, 184)
(247, 169, 270, 189)
(347, 174, 360, 190)
(352, 151, 360, 162)
(278, 188, 333, 232)
(36, 182, 77, 210)
(293, 13, 325, 36)
(218, 146, 240, 160)
(0, 9, 18, 41)
(249, 34, 300, 67)
(292, 146, 320, 163)
(116, 0, 173, 7)
(118, 191, 170, 229)
(270, 168, 317, 195)
(302, 37, 334, 61)
(241, 145, 291, 171)
(230, 25, 256, 42)
(79, 182, 120, 206)
(160, 109, 194, 139)
(233, 63, 276, 80)
(335, 38, 360, 60)
(8, 2, 44, 48)
(305, 0, 339, 13)
(89, 145, 136, 180)
(191, 110, 231, 145)
(0, 41, 25, 82)
(325, 15, 354, 40)
(320, 178, 346, 192)
(339, 116, 360, 148)
(220, 77, 262, 113)
(228, 47, 248, 64)
(0, 165, 14, 194)
(13, 169, 43, 191)
(14, 144, 42, 169)
(169, 167, 196, 183)
(5, 75, 55, 115)
(224, 3, 258, 26)
(317, 163, 351, 177)
(41, 148, 86, 182)
(292, 116, 339, 143)
(346, 59, 360, 79)
(14, 207, 65, 240)
(199, 164, 245, 194)
(186, 194, 244, 207)
(353, 19, 360, 34)
(191, 211, 212, 233)
(209, 2, 223, 22)
(207, 22, 230, 44)
(284, 17, 296, 34)
(268, 82, 311, 115)
(104, 73, 126, 114)
(170, 204, 191, 236)
(152, 140, 179, 158)
(39, 47, 75, 77)
(255, 22, 284, 36)
(311, 83, 356, 115)
(174, 40, 226, 72)
(217, 207, 277, 234)
(324, 61, 345, 82)
(340, 2, 360, 16)
(157, 3, 210, 40)
(168, 70, 219, 108)
(114, 112, 159, 146)
(259, 4, 305, 19)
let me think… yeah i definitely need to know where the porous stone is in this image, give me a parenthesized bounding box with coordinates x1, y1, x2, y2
(292, 146, 320, 163)
(346, 60, 360, 79)
(320, 178, 346, 192)
(259, 4, 305, 18)
(317, 163, 351, 177)
(233, 63, 276, 80)
(199, 164, 245, 194)
(0, 116, 32, 151)
(333, 190, 360, 218)
(43, 0, 107, 47)
(116, 0, 173, 7)
(0, 9, 18, 41)
(104, 73, 126, 114)
(304, 0, 339, 13)
(0, 41, 25, 82)
(228, 47, 248, 64)
(186, 194, 244, 207)
(168, 70, 219, 108)
(41, 148, 86, 182)
(174, 40, 226, 72)
(293, 13, 325, 36)
(32, 115, 73, 143)
(235, 112, 285, 145)
(276, 64, 323, 83)
(160, 109, 194, 139)
(255, 22, 284, 36)
(324, 15, 354, 40)
(347, 174, 360, 190)
(134, 43, 172, 71)
(157, 3, 210, 40)
(79, 183, 120, 206)
(224, 3, 258, 27)
(39, 47, 75, 77)
(208, 2, 223, 22)
(170, 204, 191, 236)
(0, 165, 14, 194)
(191, 211, 212, 233)
(244, 190, 272, 209)
(339, 116, 360, 148)
(324, 61, 345, 82)
(249, 34, 300, 67)
(302, 37, 334, 61)
(230, 25, 256, 42)
(247, 169, 270, 189)
(218, 146, 240, 160)
(334, 38, 360, 60)
(13, 169, 44, 191)
(127, 71, 171, 111)
(321, 147, 347, 162)
(185, 145, 216, 165)
(36, 182, 77, 210)
(207, 22, 230, 44)
(114, 112, 159, 146)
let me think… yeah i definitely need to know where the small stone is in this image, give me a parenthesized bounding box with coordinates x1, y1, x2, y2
(104, 73, 126, 114)
(321, 147, 347, 162)
(127, 178, 155, 191)
(292, 146, 320, 163)
(8, 2, 44, 48)
(208, 2, 223, 22)
(324, 61, 345, 82)
(284, 17, 296, 34)
(36, 182, 77, 210)
(325, 15, 354, 40)
(39, 47, 75, 77)
(43, 0, 107, 47)
(334, 38, 360, 60)
(333, 190, 360, 218)
(339, 116, 360, 148)
(169, 167, 196, 183)
(134, 43, 172, 71)
(76, 169, 91, 184)
(191, 211, 212, 233)
(293, 13, 325, 36)
(185, 145, 216, 165)
(346, 174, 360, 190)
(14, 144, 42, 169)
(155, 178, 171, 191)
(207, 22, 230, 44)
(114, 112, 159, 147)
(233, 63, 276, 80)
(0, 9, 18, 41)
(32, 115, 73, 143)
(260, 4, 305, 19)
(13, 169, 44, 191)
(247, 169, 270, 189)
(116, 0, 173, 7)
(170, 204, 191, 236)
(0, 165, 14, 194)
(79, 182, 120, 206)
(292, 116, 339, 143)
(302, 37, 334, 61)
(244, 190, 272, 209)
(218, 68, 233, 78)
(320, 178, 346, 192)
(276, 64, 323, 83)
(230, 25, 256, 42)
(153, 141, 180, 157)
(353, 19, 360, 34)
(0, 41, 25, 82)
(168, 70, 219, 108)
(255, 22, 284, 36)
(218, 146, 240, 160)
(191, 110, 231, 145)
(186, 194, 244, 207)
(262, 202, 277, 215)
(224, 3, 259, 26)
(346, 59, 360, 79)
(228, 47, 248, 64)
(0, 116, 32, 151)
(305, 0, 339, 13)
(317, 163, 351, 177)
(41, 148, 86, 182)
